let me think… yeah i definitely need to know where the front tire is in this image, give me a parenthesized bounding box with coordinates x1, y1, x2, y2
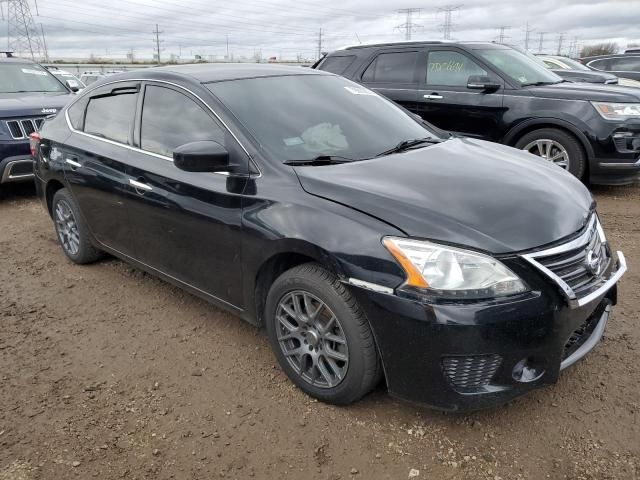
(265, 263, 381, 405)
(52, 188, 102, 264)
(515, 128, 587, 180)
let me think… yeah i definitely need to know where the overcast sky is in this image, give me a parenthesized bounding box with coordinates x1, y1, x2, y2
(1, 0, 639, 61)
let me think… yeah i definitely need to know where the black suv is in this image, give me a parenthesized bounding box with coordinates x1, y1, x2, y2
(315, 42, 640, 185)
(0, 53, 74, 188)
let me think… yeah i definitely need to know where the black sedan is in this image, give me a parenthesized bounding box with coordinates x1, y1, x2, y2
(31, 65, 626, 411)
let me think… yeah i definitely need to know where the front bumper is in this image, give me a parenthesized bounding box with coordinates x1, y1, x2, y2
(589, 122, 640, 185)
(347, 254, 625, 412)
(1, 141, 34, 184)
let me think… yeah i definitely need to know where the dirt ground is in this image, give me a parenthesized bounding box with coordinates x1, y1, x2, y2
(0, 182, 638, 480)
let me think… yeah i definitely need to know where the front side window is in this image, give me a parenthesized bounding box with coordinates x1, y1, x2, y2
(0, 63, 67, 94)
(207, 75, 437, 163)
(475, 47, 562, 86)
(140, 85, 225, 158)
(84, 90, 137, 144)
(362, 51, 418, 83)
(319, 55, 356, 75)
(426, 51, 488, 86)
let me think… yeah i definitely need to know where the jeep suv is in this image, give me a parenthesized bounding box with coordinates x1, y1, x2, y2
(315, 42, 640, 185)
(0, 53, 75, 187)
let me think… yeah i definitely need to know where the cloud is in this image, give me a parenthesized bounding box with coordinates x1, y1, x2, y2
(2, 0, 638, 61)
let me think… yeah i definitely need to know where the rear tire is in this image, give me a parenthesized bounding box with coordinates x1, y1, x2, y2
(265, 263, 382, 405)
(52, 188, 102, 264)
(515, 128, 587, 180)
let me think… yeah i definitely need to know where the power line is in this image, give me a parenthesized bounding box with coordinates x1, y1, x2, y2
(153, 23, 163, 64)
(438, 5, 462, 41)
(496, 25, 510, 43)
(317, 27, 322, 59)
(395, 8, 422, 41)
(1, 0, 47, 59)
(537, 31, 547, 53)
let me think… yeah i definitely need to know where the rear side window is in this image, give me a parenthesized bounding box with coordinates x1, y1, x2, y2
(84, 90, 137, 144)
(426, 51, 488, 87)
(610, 57, 640, 71)
(319, 55, 356, 75)
(140, 85, 225, 158)
(362, 51, 419, 83)
(67, 97, 88, 130)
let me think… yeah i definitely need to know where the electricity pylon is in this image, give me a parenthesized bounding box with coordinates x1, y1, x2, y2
(1, 0, 47, 60)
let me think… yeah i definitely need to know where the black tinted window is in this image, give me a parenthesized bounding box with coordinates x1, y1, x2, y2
(362, 52, 418, 83)
(67, 97, 88, 130)
(141, 85, 225, 158)
(610, 57, 640, 71)
(427, 51, 488, 86)
(84, 91, 137, 144)
(319, 55, 356, 74)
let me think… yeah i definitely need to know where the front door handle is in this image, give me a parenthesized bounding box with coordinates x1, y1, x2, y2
(129, 178, 153, 193)
(65, 158, 82, 169)
(423, 94, 443, 100)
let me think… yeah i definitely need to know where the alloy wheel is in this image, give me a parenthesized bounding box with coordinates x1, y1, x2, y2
(523, 139, 570, 170)
(55, 200, 80, 256)
(275, 291, 349, 389)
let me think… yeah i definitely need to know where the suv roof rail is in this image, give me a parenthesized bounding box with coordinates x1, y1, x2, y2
(338, 40, 446, 51)
(1, 51, 15, 58)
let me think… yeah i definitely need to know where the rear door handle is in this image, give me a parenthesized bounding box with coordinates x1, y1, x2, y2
(65, 157, 82, 169)
(129, 178, 153, 192)
(423, 94, 443, 100)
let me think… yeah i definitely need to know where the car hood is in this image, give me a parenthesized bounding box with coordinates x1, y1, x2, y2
(294, 138, 594, 254)
(528, 81, 640, 101)
(0, 92, 74, 118)
(552, 69, 618, 83)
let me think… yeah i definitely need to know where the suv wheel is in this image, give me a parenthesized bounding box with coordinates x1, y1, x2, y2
(515, 128, 586, 179)
(265, 263, 382, 405)
(52, 188, 102, 264)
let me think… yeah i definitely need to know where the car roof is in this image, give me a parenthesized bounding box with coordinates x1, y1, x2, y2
(336, 41, 504, 51)
(581, 53, 638, 61)
(114, 63, 326, 84)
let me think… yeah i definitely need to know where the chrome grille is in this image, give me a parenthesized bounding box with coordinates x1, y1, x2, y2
(522, 215, 611, 303)
(442, 354, 502, 391)
(4, 118, 45, 140)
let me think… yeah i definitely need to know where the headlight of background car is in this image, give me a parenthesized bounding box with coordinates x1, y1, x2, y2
(383, 237, 528, 299)
(592, 102, 640, 120)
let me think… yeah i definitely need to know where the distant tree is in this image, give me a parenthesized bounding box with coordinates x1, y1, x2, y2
(580, 42, 619, 57)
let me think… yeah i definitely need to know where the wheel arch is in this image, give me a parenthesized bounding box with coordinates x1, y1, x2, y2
(45, 179, 66, 217)
(251, 240, 347, 328)
(502, 118, 595, 161)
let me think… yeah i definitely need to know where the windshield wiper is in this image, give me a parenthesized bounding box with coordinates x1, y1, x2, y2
(374, 137, 443, 158)
(283, 155, 354, 166)
(521, 81, 561, 87)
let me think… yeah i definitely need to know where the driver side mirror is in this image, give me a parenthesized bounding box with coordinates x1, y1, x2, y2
(173, 141, 231, 173)
(65, 79, 80, 93)
(467, 75, 501, 92)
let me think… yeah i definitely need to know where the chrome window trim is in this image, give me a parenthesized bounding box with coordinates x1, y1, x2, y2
(64, 78, 261, 176)
(520, 215, 627, 308)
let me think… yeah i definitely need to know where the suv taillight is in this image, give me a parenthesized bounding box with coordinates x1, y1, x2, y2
(29, 132, 41, 158)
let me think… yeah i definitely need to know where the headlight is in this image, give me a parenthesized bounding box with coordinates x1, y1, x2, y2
(383, 237, 528, 299)
(592, 102, 640, 120)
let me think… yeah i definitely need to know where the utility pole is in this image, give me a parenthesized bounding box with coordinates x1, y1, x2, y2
(438, 5, 462, 41)
(317, 27, 322, 60)
(537, 31, 547, 53)
(1, 0, 46, 60)
(395, 8, 422, 41)
(39, 22, 48, 61)
(153, 23, 163, 64)
(496, 25, 510, 43)
(225, 34, 229, 59)
(524, 22, 534, 51)
(556, 33, 565, 55)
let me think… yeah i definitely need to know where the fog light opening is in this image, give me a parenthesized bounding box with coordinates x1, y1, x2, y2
(512, 357, 545, 383)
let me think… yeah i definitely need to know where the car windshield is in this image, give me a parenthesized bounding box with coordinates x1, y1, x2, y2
(0, 63, 68, 93)
(207, 74, 438, 162)
(476, 48, 563, 86)
(556, 57, 590, 71)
